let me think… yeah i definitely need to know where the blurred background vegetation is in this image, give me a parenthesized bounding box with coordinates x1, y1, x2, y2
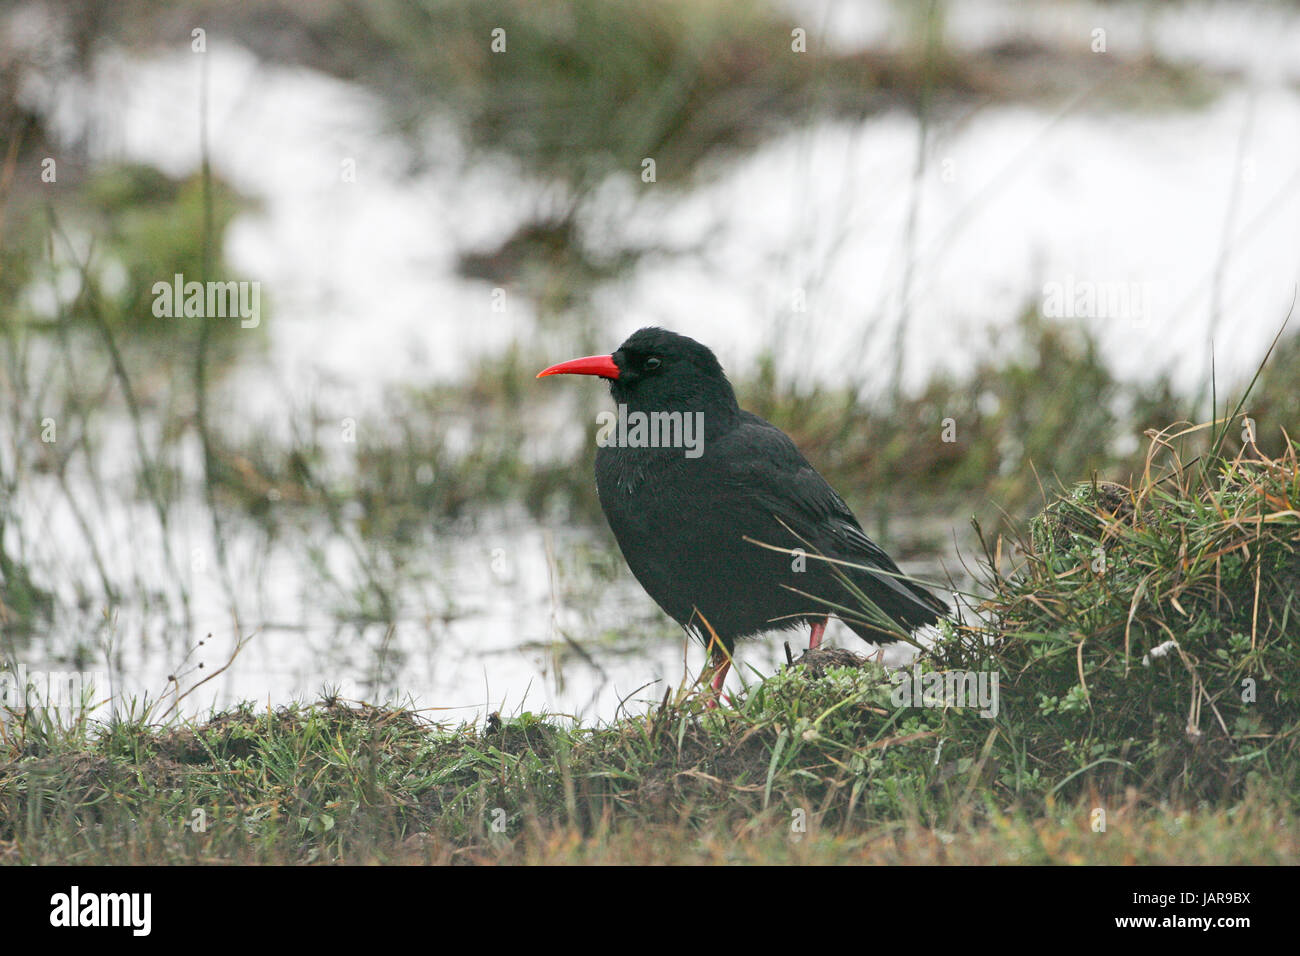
(0, 0, 1296, 716)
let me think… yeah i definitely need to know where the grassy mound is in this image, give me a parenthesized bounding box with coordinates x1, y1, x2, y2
(1, 423, 1297, 864)
(935, 423, 1300, 803)
(1, 670, 1295, 864)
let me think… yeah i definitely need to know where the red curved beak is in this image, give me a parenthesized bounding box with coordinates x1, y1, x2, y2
(536, 354, 620, 380)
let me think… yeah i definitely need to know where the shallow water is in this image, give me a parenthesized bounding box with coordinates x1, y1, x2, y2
(5, 0, 1299, 722)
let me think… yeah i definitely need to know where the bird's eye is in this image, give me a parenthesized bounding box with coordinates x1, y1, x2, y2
(644, 356, 662, 371)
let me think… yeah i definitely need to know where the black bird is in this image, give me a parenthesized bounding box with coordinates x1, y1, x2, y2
(538, 328, 946, 697)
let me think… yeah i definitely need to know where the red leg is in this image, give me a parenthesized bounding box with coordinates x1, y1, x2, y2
(705, 640, 732, 709)
(709, 658, 731, 693)
(808, 616, 828, 650)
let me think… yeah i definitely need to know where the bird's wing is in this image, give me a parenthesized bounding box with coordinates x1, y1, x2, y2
(716, 412, 945, 618)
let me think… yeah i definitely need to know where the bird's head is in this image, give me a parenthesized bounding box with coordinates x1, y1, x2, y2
(537, 327, 739, 415)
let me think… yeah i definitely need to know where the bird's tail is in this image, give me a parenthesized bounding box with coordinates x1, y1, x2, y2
(836, 568, 948, 645)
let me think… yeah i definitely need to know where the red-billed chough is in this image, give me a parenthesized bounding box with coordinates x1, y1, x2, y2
(538, 327, 947, 697)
